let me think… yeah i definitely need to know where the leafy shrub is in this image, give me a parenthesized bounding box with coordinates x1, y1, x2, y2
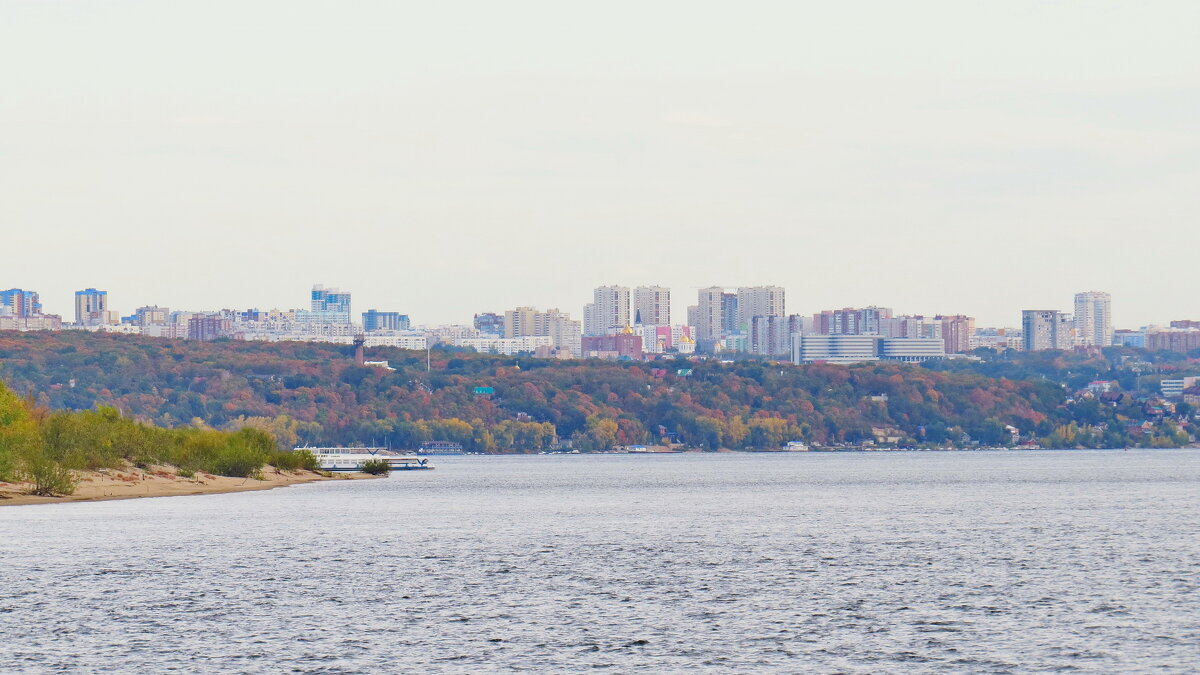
(18, 451, 77, 496)
(359, 459, 391, 475)
(207, 430, 272, 478)
(269, 448, 319, 472)
(0, 378, 298, 486)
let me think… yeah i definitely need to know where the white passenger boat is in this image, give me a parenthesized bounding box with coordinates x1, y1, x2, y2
(297, 447, 433, 472)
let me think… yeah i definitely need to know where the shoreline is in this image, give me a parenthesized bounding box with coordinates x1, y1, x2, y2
(0, 465, 376, 507)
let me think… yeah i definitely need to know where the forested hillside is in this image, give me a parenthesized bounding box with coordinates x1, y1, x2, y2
(0, 331, 1192, 450)
(926, 347, 1200, 393)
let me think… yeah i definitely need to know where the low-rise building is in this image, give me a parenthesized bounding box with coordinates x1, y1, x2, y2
(581, 329, 643, 360)
(792, 335, 946, 364)
(1161, 377, 1199, 399)
(1145, 328, 1200, 353)
(364, 332, 431, 350)
(879, 337, 946, 362)
(454, 336, 553, 356)
(792, 335, 881, 364)
(362, 310, 410, 332)
(0, 314, 62, 331)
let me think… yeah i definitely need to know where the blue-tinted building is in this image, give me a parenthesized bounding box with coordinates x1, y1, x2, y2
(474, 312, 504, 335)
(362, 310, 411, 332)
(308, 285, 351, 324)
(0, 288, 42, 318)
(75, 288, 108, 325)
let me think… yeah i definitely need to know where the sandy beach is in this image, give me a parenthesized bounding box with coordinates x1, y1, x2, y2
(0, 465, 375, 507)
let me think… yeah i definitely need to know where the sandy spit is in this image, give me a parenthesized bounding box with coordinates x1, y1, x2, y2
(0, 465, 376, 507)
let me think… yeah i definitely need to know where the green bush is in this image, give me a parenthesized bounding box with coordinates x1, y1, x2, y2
(18, 451, 77, 496)
(0, 383, 40, 481)
(210, 447, 265, 479)
(293, 448, 319, 471)
(0, 378, 304, 487)
(269, 448, 319, 472)
(359, 458, 391, 475)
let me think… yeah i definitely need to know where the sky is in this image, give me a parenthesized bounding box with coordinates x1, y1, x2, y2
(2, 0, 1198, 328)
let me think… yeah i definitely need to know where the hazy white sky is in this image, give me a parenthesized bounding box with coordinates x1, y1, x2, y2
(3, 1, 1197, 327)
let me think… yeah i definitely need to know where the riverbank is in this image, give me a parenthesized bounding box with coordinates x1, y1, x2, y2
(0, 465, 376, 507)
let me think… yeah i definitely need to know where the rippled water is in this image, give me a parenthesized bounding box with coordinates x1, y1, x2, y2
(2, 450, 1199, 673)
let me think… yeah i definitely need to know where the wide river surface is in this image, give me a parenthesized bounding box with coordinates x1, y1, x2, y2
(2, 450, 1199, 673)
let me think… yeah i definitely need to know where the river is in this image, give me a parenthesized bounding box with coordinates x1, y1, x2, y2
(2, 450, 1198, 672)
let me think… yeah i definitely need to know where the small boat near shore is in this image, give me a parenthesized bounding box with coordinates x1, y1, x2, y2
(416, 441, 465, 456)
(298, 447, 433, 472)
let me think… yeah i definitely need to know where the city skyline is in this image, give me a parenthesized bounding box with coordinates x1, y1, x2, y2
(9, 280, 1200, 358)
(0, 279, 1153, 333)
(0, 276, 1167, 334)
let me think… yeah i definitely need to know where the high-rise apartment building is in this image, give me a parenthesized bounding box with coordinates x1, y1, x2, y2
(694, 287, 726, 344)
(736, 286, 785, 333)
(188, 315, 232, 341)
(545, 311, 582, 358)
(504, 307, 580, 356)
(134, 306, 170, 327)
(749, 315, 801, 356)
(584, 286, 630, 335)
(0, 289, 42, 318)
(720, 292, 739, 334)
(880, 315, 940, 340)
(308, 285, 351, 324)
(936, 315, 976, 353)
(1074, 291, 1113, 347)
(505, 306, 542, 338)
(812, 307, 893, 335)
(633, 286, 671, 326)
(362, 310, 410, 332)
(1022, 310, 1073, 351)
(75, 288, 109, 326)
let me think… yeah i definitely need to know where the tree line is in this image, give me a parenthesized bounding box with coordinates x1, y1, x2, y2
(2, 331, 1192, 454)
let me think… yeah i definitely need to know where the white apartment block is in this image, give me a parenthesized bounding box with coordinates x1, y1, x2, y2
(0, 315, 63, 331)
(637, 325, 664, 353)
(695, 287, 726, 343)
(736, 286, 785, 333)
(584, 286, 630, 335)
(633, 286, 671, 326)
(365, 332, 432, 350)
(504, 307, 580, 356)
(546, 313, 582, 357)
(426, 324, 482, 341)
(454, 336, 553, 356)
(1022, 310, 1073, 351)
(1074, 291, 1113, 347)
